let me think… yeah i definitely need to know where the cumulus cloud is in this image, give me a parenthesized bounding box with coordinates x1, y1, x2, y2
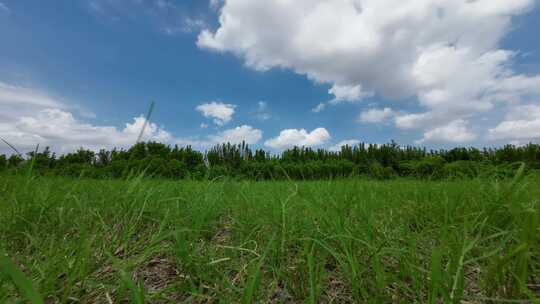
(329, 84, 371, 103)
(196, 101, 236, 126)
(0, 109, 172, 154)
(395, 112, 431, 130)
(359, 107, 395, 123)
(406, 47, 540, 132)
(0, 81, 70, 127)
(0, 81, 64, 109)
(416, 119, 477, 144)
(488, 104, 540, 142)
(199, 0, 540, 143)
(208, 125, 262, 145)
(0, 109, 263, 154)
(329, 139, 361, 151)
(0, 81, 170, 154)
(265, 128, 331, 150)
(314, 84, 374, 112)
(0, 82, 262, 154)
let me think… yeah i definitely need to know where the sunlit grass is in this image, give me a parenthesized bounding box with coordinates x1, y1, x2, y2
(0, 173, 539, 303)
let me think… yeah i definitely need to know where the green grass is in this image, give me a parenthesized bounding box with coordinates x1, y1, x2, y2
(0, 173, 539, 303)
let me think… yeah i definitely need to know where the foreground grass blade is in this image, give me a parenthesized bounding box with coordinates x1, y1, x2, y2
(428, 246, 444, 304)
(242, 234, 276, 303)
(0, 174, 538, 302)
(0, 253, 44, 304)
(118, 268, 145, 304)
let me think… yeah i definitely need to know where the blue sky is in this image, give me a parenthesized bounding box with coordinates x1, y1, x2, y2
(1, 0, 540, 154)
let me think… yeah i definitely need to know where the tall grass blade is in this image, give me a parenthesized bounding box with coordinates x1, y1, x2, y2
(242, 234, 275, 304)
(0, 253, 44, 304)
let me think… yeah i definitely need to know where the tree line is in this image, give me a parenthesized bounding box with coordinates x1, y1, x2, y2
(1, 141, 539, 180)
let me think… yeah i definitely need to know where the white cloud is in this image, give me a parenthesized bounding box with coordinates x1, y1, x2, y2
(395, 112, 431, 130)
(0, 81, 262, 154)
(329, 139, 361, 151)
(329, 84, 373, 104)
(0, 81, 68, 126)
(416, 119, 477, 144)
(407, 47, 540, 129)
(315, 84, 374, 112)
(359, 107, 395, 123)
(208, 125, 262, 145)
(0, 81, 64, 109)
(198, 0, 540, 143)
(196, 101, 236, 126)
(265, 127, 331, 150)
(0, 81, 165, 154)
(0, 108, 263, 155)
(199, 0, 535, 99)
(490, 120, 540, 142)
(0, 109, 172, 154)
(0, 80, 97, 122)
(488, 104, 540, 142)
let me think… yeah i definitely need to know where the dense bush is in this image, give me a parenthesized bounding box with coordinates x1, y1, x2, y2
(1, 141, 539, 180)
(399, 156, 445, 179)
(164, 159, 187, 179)
(441, 161, 477, 179)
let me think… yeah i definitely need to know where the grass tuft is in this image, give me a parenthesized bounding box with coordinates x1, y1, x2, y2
(0, 172, 539, 302)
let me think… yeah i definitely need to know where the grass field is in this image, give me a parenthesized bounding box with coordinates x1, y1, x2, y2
(1, 173, 539, 303)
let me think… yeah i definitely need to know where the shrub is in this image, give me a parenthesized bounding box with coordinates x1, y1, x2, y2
(442, 161, 482, 179)
(208, 165, 230, 179)
(368, 162, 395, 180)
(165, 159, 187, 179)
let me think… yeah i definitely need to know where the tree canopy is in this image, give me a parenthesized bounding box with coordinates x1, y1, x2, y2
(1, 141, 539, 180)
